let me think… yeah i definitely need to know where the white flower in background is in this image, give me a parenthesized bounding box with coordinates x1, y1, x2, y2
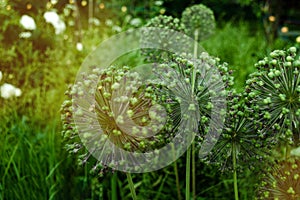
(105, 19, 113, 26)
(0, 83, 22, 99)
(0, 71, 2, 82)
(89, 17, 101, 26)
(19, 31, 32, 38)
(112, 25, 122, 33)
(130, 18, 142, 27)
(43, 11, 66, 34)
(76, 42, 83, 51)
(20, 15, 36, 30)
(154, 1, 163, 6)
(51, 0, 58, 5)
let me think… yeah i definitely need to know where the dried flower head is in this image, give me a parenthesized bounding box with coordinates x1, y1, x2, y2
(181, 4, 216, 41)
(245, 47, 300, 145)
(257, 158, 300, 199)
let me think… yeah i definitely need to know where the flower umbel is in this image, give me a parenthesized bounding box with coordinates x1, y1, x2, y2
(257, 158, 300, 200)
(245, 47, 300, 144)
(61, 65, 177, 172)
(181, 4, 216, 42)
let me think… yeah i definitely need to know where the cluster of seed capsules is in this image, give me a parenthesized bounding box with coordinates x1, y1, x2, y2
(60, 49, 234, 172)
(244, 47, 300, 145)
(256, 159, 300, 199)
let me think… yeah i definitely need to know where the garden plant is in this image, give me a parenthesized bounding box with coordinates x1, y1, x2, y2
(1, 1, 300, 200)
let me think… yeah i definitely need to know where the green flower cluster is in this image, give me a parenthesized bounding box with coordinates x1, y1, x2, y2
(152, 52, 233, 145)
(207, 91, 269, 171)
(256, 158, 300, 200)
(141, 4, 216, 62)
(140, 15, 189, 62)
(61, 65, 179, 172)
(181, 4, 216, 41)
(245, 47, 300, 145)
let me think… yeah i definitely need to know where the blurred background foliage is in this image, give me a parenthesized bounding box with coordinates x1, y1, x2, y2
(0, 0, 300, 199)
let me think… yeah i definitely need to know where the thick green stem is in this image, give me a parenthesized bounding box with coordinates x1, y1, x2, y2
(191, 29, 199, 200)
(126, 173, 137, 200)
(232, 144, 239, 200)
(111, 172, 117, 200)
(186, 147, 191, 200)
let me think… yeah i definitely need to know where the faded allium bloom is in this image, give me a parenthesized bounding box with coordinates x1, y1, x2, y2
(257, 158, 300, 200)
(181, 4, 216, 41)
(43, 11, 66, 34)
(245, 47, 300, 145)
(20, 15, 36, 30)
(0, 83, 22, 99)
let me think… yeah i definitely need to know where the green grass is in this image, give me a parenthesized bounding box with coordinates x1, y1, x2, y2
(0, 19, 294, 199)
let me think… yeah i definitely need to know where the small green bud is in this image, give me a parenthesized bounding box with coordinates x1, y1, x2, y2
(270, 59, 277, 65)
(289, 46, 297, 53)
(287, 187, 295, 194)
(188, 104, 196, 111)
(103, 92, 111, 98)
(286, 55, 293, 62)
(279, 94, 286, 101)
(116, 115, 124, 124)
(127, 110, 134, 117)
(263, 97, 271, 104)
(111, 82, 120, 90)
(282, 107, 289, 114)
(263, 112, 271, 119)
(284, 62, 292, 67)
(268, 72, 274, 78)
(270, 52, 278, 58)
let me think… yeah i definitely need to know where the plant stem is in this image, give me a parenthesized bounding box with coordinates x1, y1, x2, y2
(285, 144, 290, 160)
(111, 172, 117, 200)
(172, 144, 182, 200)
(186, 147, 191, 200)
(232, 144, 239, 200)
(191, 29, 199, 200)
(192, 142, 196, 200)
(126, 173, 137, 200)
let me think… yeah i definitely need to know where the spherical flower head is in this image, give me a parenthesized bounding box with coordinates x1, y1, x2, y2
(140, 15, 190, 62)
(181, 4, 216, 41)
(206, 91, 269, 171)
(245, 47, 300, 144)
(152, 52, 233, 151)
(257, 159, 300, 199)
(61, 65, 175, 173)
(20, 15, 36, 30)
